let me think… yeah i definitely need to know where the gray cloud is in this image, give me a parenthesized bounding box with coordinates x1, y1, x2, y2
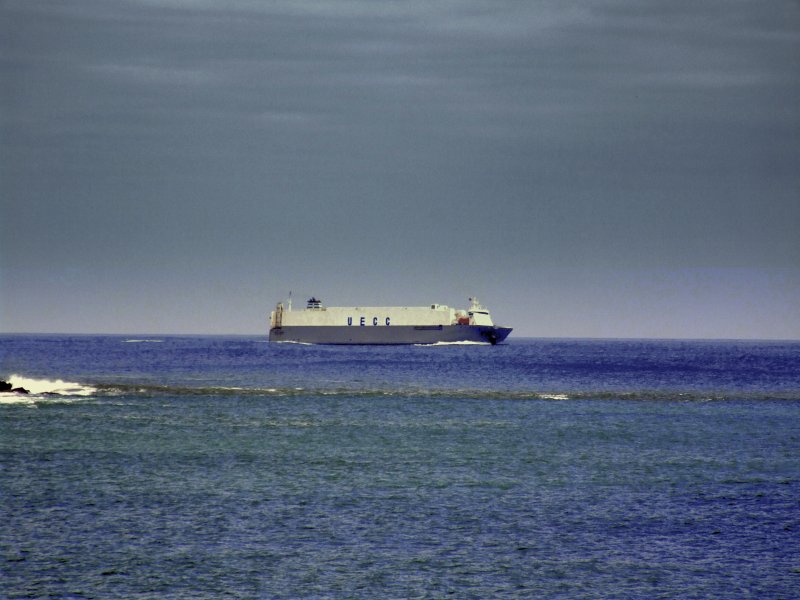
(1, 0, 798, 336)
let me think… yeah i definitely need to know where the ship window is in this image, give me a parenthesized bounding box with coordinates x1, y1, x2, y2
(431, 305, 436, 309)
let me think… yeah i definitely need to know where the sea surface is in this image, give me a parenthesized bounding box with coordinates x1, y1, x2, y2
(1, 335, 799, 598)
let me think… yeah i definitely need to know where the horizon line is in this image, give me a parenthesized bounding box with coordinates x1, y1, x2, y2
(1, 332, 798, 343)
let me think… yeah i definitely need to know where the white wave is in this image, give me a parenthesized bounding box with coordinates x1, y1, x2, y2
(538, 393, 570, 400)
(123, 339, 163, 343)
(414, 340, 490, 346)
(274, 340, 313, 345)
(0, 393, 36, 405)
(4, 375, 97, 397)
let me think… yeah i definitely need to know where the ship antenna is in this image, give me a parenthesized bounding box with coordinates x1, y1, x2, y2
(288, 291, 292, 311)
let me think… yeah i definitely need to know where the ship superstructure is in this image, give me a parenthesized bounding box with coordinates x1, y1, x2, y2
(269, 297, 512, 345)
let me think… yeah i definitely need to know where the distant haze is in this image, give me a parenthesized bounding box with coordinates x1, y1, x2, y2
(1, 1, 798, 338)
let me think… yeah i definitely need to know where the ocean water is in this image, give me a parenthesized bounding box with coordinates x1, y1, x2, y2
(1, 336, 799, 598)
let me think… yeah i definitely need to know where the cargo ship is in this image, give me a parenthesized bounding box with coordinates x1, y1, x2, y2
(269, 297, 512, 345)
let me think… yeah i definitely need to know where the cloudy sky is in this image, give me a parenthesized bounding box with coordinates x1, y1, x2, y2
(1, 0, 798, 337)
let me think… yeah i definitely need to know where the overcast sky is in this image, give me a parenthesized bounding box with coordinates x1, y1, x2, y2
(1, 0, 798, 338)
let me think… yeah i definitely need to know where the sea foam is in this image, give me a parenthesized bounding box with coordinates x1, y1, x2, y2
(3, 375, 97, 397)
(414, 340, 491, 346)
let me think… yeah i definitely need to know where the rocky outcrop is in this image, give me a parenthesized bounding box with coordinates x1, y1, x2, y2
(1, 380, 29, 394)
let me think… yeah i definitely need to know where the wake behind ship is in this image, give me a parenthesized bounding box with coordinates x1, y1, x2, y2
(269, 297, 512, 345)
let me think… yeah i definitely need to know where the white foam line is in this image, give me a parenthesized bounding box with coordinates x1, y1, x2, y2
(0, 393, 37, 405)
(538, 393, 570, 400)
(414, 341, 491, 346)
(5, 375, 97, 397)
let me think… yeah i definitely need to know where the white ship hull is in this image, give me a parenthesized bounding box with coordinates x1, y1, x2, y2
(268, 297, 512, 345)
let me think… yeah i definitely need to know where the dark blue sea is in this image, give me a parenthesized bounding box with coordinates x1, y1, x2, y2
(2, 336, 799, 599)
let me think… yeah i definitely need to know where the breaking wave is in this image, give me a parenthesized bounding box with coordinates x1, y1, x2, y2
(0, 394, 36, 405)
(1, 375, 98, 401)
